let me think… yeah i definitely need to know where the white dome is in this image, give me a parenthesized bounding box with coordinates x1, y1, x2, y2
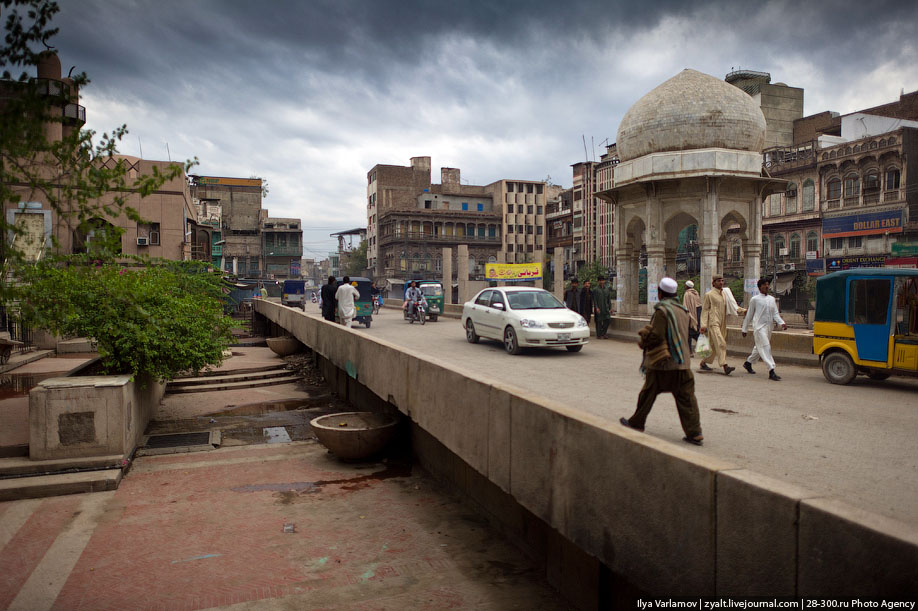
(616, 69, 767, 162)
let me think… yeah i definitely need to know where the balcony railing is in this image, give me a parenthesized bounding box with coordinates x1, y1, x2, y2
(264, 245, 303, 257)
(378, 232, 500, 246)
(211, 245, 223, 256)
(63, 103, 85, 124)
(863, 191, 880, 205)
(843, 195, 859, 207)
(825, 199, 841, 210)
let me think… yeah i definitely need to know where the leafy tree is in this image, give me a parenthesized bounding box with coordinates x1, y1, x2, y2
(1, 0, 193, 298)
(249, 175, 268, 199)
(15, 255, 236, 380)
(343, 239, 368, 277)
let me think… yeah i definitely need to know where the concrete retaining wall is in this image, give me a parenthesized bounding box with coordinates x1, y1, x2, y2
(29, 372, 164, 461)
(256, 300, 918, 599)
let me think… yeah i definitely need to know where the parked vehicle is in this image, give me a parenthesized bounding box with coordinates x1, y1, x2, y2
(418, 281, 443, 322)
(813, 268, 918, 384)
(335, 276, 374, 328)
(461, 287, 589, 355)
(281, 279, 307, 310)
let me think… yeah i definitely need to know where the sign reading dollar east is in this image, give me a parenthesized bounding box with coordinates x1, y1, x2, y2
(822, 209, 903, 238)
(485, 262, 542, 281)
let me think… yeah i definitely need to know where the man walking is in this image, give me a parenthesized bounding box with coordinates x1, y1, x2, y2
(592, 275, 613, 339)
(699, 275, 735, 375)
(564, 278, 581, 312)
(320, 276, 337, 322)
(742, 278, 788, 381)
(580, 279, 594, 326)
(335, 276, 361, 328)
(682, 280, 701, 354)
(620, 277, 704, 446)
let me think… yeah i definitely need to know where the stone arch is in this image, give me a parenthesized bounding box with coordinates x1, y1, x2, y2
(624, 214, 646, 253)
(663, 210, 699, 251)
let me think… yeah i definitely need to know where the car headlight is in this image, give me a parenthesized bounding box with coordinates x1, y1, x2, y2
(519, 319, 546, 329)
(576, 317, 588, 327)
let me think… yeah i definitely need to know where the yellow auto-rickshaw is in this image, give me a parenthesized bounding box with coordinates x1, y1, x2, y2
(813, 268, 918, 384)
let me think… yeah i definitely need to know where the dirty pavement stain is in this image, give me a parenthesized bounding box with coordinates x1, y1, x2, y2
(711, 408, 739, 414)
(230, 461, 412, 501)
(171, 553, 222, 564)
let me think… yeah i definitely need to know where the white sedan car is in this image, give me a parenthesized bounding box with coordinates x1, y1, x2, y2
(461, 287, 589, 354)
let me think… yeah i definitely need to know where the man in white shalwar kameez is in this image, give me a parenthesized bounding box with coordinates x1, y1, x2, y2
(742, 278, 787, 381)
(335, 276, 361, 328)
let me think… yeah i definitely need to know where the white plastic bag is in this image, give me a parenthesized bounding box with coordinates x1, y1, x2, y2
(695, 333, 712, 359)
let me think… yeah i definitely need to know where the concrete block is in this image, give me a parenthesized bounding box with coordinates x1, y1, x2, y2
(652, 153, 678, 175)
(508, 393, 566, 525)
(798, 497, 918, 597)
(0, 468, 121, 501)
(716, 469, 815, 596)
(357, 338, 410, 413)
(557, 416, 731, 595)
(407, 355, 490, 475)
(487, 384, 513, 492)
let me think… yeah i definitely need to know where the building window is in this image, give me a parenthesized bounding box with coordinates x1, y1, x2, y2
(790, 233, 801, 259)
(518, 204, 524, 213)
(527, 205, 533, 214)
(886, 167, 900, 190)
(424, 200, 432, 209)
(536, 184, 543, 195)
(517, 225, 524, 233)
(477, 203, 484, 211)
(844, 173, 859, 198)
(849, 236, 862, 248)
(537, 205, 543, 214)
(806, 231, 818, 254)
(802, 179, 815, 211)
(864, 171, 879, 191)
(536, 226, 543, 235)
(526, 225, 533, 235)
(507, 225, 513, 233)
(785, 183, 797, 213)
(527, 184, 534, 194)
(826, 178, 841, 200)
(769, 193, 781, 216)
(774, 234, 785, 255)
(462, 202, 468, 211)
(762, 237, 769, 260)
(732, 241, 741, 261)
(830, 237, 843, 250)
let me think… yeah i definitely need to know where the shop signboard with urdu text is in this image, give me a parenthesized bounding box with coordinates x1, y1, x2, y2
(485, 262, 542, 281)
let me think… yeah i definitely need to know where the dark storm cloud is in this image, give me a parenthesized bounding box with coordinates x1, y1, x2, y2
(35, 0, 918, 254)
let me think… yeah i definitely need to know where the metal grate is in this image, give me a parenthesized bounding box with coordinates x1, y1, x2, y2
(548, 322, 574, 329)
(144, 432, 212, 449)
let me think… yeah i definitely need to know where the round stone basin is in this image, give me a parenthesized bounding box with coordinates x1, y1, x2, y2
(310, 412, 399, 460)
(265, 336, 302, 357)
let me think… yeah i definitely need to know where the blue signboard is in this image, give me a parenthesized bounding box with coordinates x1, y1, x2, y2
(805, 259, 825, 275)
(826, 255, 885, 271)
(822, 209, 903, 238)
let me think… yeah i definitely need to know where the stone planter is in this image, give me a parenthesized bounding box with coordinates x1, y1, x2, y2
(266, 336, 303, 357)
(310, 412, 399, 460)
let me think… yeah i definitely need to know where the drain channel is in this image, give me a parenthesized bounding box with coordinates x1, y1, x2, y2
(144, 432, 212, 449)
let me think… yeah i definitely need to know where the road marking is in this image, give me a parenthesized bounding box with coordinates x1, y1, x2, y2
(0, 499, 42, 552)
(8, 491, 115, 611)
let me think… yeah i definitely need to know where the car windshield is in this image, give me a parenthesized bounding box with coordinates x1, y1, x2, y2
(506, 290, 565, 310)
(420, 285, 442, 296)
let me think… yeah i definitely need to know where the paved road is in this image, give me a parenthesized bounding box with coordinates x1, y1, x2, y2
(316, 304, 918, 526)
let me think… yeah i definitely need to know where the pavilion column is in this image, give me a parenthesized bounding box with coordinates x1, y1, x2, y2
(743, 241, 762, 305)
(457, 244, 469, 305)
(645, 244, 665, 312)
(645, 185, 664, 314)
(614, 247, 632, 315)
(664, 248, 677, 278)
(700, 178, 721, 293)
(441, 247, 453, 305)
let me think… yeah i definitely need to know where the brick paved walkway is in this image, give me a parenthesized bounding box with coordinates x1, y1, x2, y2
(1, 441, 569, 610)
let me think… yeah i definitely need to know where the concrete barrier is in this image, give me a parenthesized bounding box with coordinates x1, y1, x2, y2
(256, 300, 918, 600)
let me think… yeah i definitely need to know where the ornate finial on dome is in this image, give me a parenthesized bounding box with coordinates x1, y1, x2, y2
(616, 69, 767, 162)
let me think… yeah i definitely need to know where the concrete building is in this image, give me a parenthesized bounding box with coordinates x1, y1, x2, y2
(546, 188, 574, 278)
(570, 161, 598, 269)
(595, 144, 619, 270)
(726, 70, 804, 149)
(3, 53, 203, 263)
(367, 157, 551, 287)
(190, 176, 264, 276)
(263, 217, 303, 279)
(598, 69, 785, 314)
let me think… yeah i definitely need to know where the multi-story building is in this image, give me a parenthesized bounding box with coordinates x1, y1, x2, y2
(189, 175, 263, 277)
(570, 161, 598, 270)
(546, 187, 573, 277)
(367, 156, 550, 285)
(3, 52, 204, 263)
(595, 145, 619, 270)
(262, 217, 303, 279)
(725, 70, 804, 148)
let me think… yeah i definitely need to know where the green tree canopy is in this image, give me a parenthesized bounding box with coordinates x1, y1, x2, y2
(15, 255, 236, 380)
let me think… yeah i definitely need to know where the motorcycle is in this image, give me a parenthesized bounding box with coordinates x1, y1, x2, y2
(372, 294, 381, 314)
(310, 291, 318, 304)
(404, 299, 426, 325)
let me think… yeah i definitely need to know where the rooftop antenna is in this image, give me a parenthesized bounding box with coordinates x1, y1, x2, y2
(138, 137, 143, 159)
(165, 142, 172, 162)
(582, 135, 589, 162)
(592, 136, 595, 162)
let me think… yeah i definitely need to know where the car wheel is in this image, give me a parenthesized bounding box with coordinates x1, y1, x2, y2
(866, 371, 890, 381)
(504, 326, 521, 355)
(465, 319, 479, 344)
(566, 345, 583, 352)
(365, 320, 371, 328)
(822, 351, 857, 385)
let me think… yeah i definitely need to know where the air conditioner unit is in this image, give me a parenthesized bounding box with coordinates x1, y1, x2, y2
(781, 263, 795, 271)
(136, 237, 149, 246)
(149, 231, 160, 245)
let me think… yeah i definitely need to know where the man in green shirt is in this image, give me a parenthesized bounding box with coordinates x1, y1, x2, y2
(592, 275, 614, 338)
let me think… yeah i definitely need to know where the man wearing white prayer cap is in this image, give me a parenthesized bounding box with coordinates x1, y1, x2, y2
(682, 280, 702, 354)
(621, 277, 704, 446)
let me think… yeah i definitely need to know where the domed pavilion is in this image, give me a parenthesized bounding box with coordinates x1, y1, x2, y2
(600, 69, 785, 314)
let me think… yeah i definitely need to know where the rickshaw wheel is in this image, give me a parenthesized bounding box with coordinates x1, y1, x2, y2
(430, 315, 438, 322)
(822, 351, 856, 385)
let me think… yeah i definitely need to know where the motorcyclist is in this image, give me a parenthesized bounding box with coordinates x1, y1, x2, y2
(370, 281, 382, 312)
(403, 281, 423, 318)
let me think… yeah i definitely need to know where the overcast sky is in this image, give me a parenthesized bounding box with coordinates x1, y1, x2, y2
(48, 0, 918, 258)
